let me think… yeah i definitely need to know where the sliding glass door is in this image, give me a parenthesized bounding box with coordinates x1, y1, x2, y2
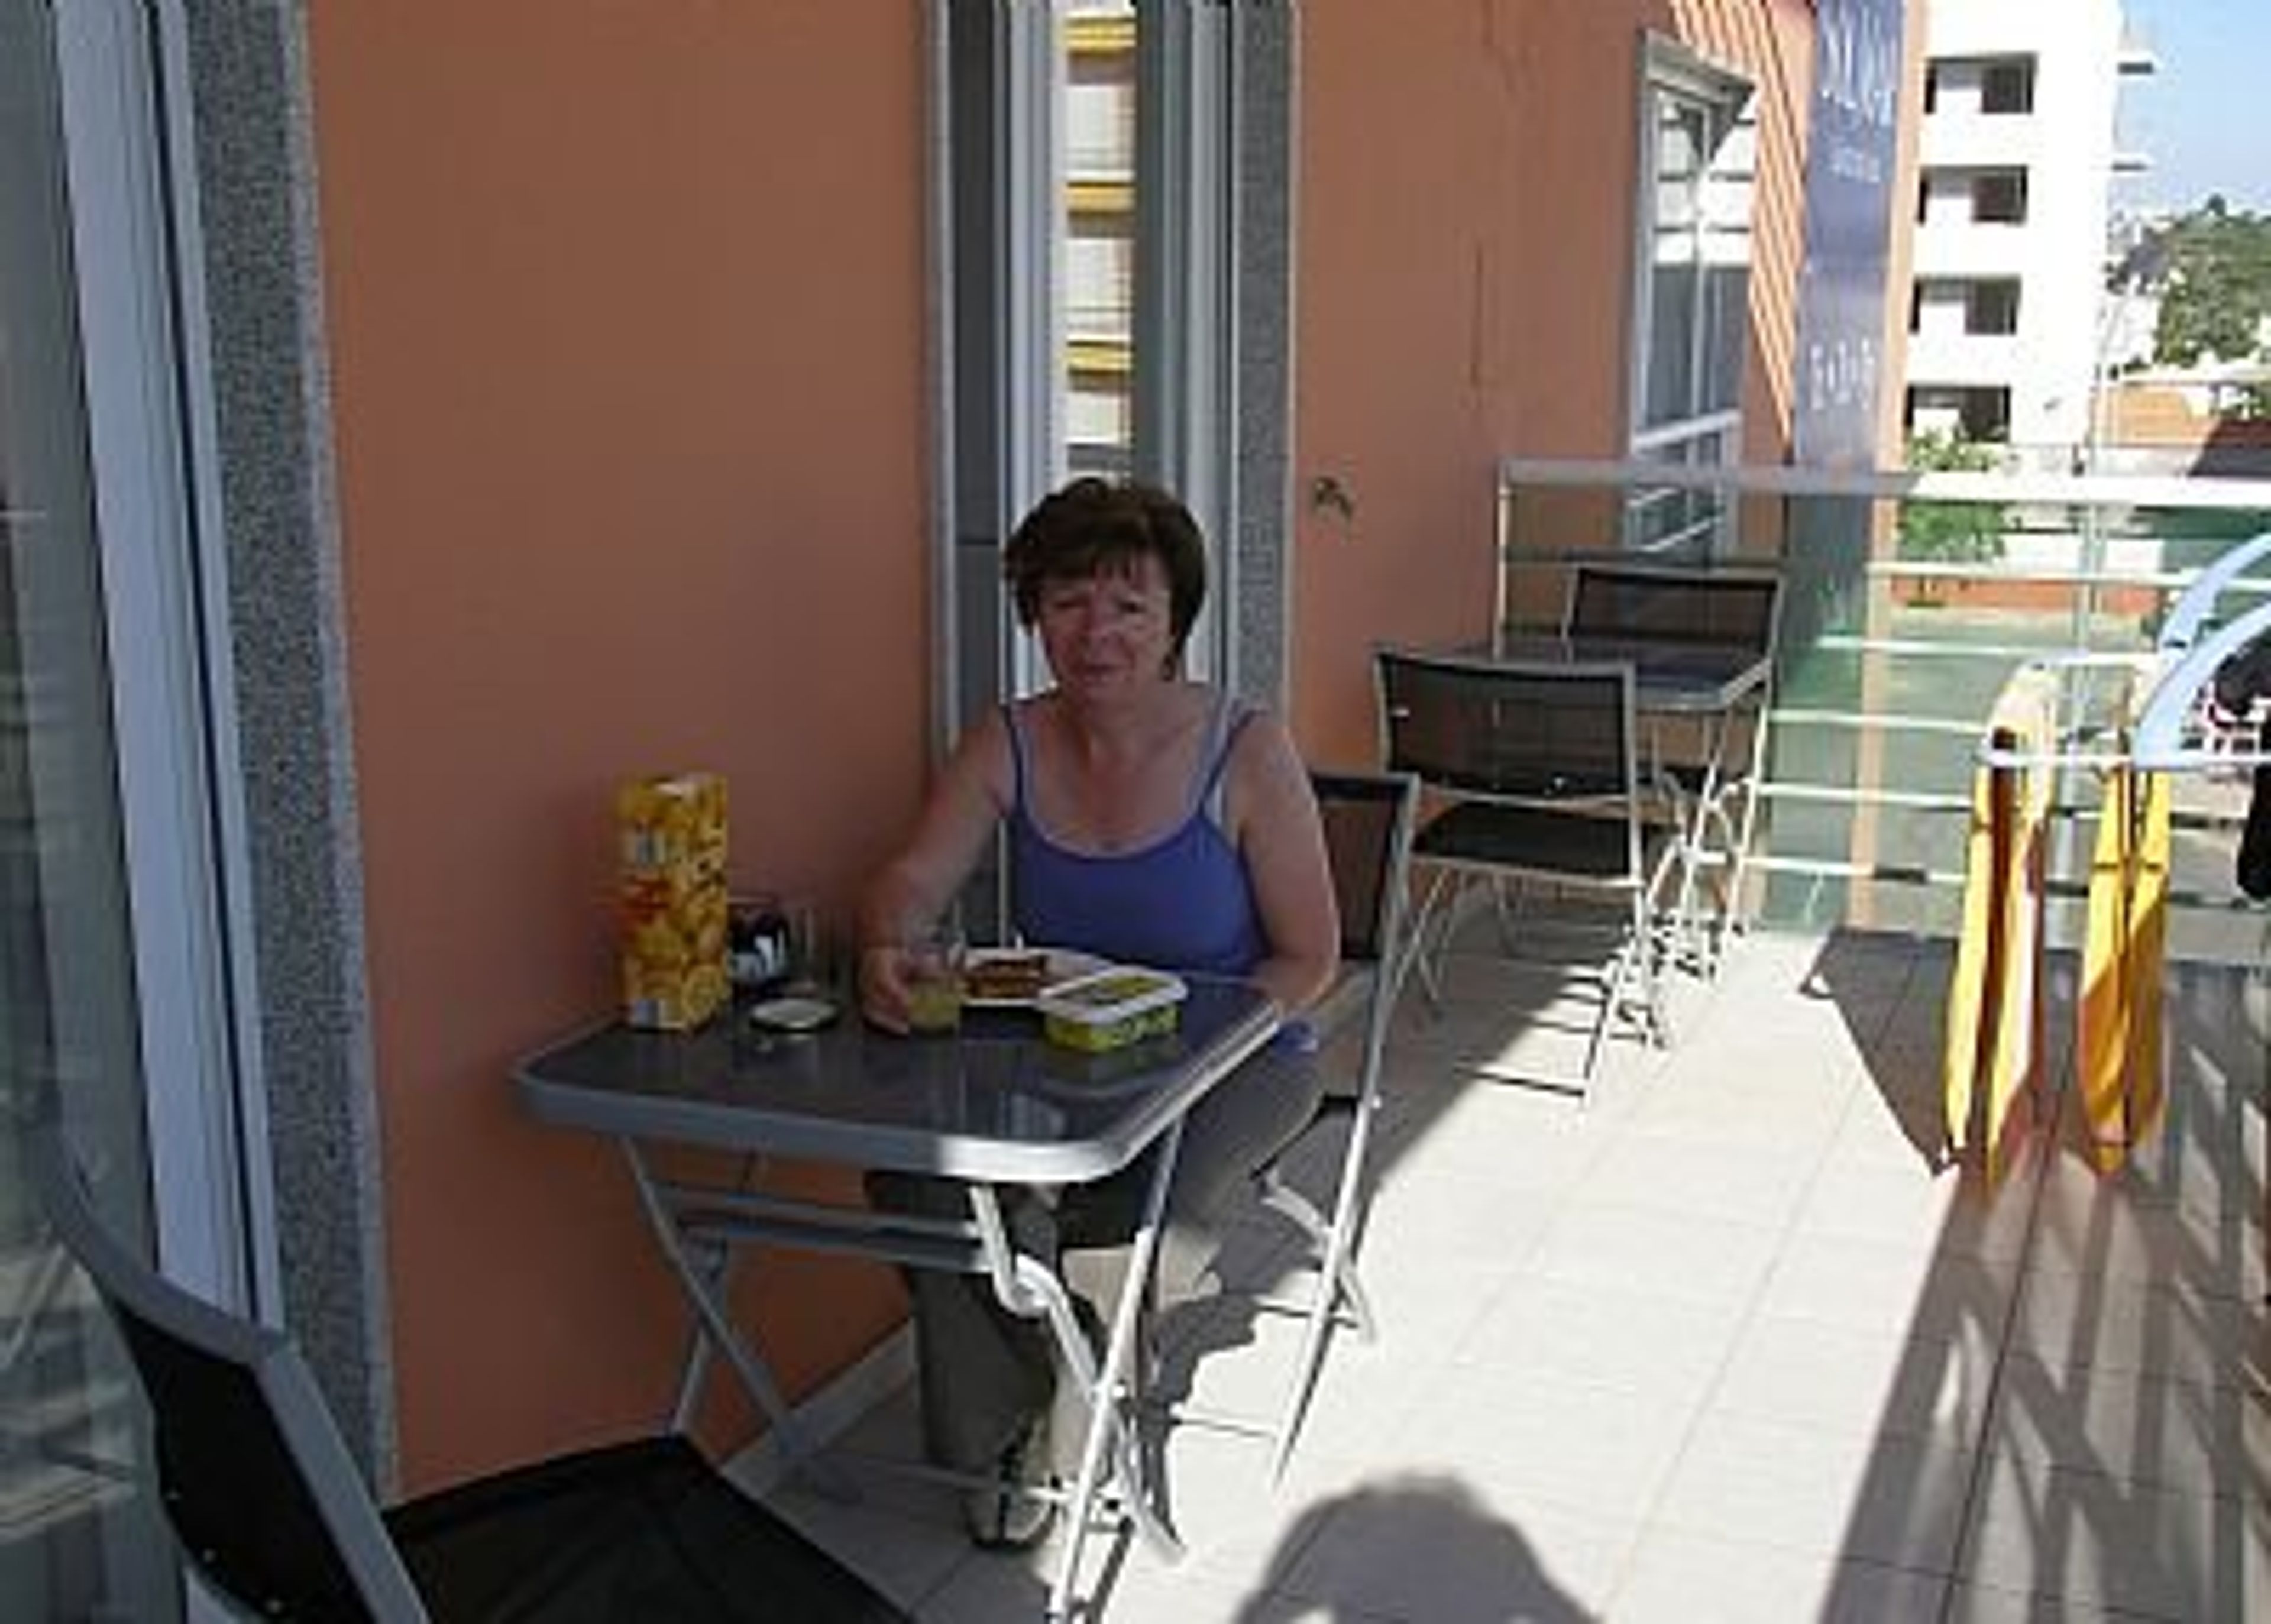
(1, 4, 253, 1617)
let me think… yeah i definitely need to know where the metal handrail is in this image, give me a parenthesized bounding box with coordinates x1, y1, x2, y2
(1497, 455, 2271, 512)
(2157, 530, 2271, 652)
(2137, 599, 2271, 771)
(1490, 458, 2271, 935)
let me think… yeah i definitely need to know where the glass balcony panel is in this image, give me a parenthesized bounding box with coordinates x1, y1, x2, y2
(1498, 465, 2271, 967)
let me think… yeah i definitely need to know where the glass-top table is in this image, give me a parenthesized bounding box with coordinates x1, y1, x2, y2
(514, 977, 1281, 1622)
(517, 978, 1279, 1185)
(1459, 630, 1775, 972)
(1482, 630, 1771, 714)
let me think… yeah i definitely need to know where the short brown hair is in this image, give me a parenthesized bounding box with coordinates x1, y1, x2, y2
(1002, 478, 1208, 669)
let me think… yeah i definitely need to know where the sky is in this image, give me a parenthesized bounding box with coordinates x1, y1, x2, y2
(2115, 0, 2270, 215)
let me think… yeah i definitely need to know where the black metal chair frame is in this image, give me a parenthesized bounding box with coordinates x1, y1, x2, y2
(25, 1120, 905, 1623)
(1376, 648, 1677, 1096)
(1563, 560, 1783, 970)
(1159, 770, 1419, 1481)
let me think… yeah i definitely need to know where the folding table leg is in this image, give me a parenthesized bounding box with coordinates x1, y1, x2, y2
(662, 1150, 765, 1429)
(986, 1120, 1187, 1623)
(619, 1142, 855, 1498)
(962, 1188, 1179, 1570)
(667, 1229, 730, 1432)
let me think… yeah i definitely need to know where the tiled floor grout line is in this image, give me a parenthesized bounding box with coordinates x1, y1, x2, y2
(866, 935, 2261, 1619)
(1599, 938, 1928, 1612)
(1931, 1010, 2075, 1624)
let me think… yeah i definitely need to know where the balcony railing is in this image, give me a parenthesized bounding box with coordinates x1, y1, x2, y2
(1495, 457, 2271, 965)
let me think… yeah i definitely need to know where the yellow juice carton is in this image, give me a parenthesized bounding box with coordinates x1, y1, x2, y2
(617, 772, 729, 1030)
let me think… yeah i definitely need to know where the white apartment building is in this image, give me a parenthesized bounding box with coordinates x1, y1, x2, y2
(1906, 0, 2153, 459)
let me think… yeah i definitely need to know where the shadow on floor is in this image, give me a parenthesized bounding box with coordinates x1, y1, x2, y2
(1807, 940, 2270, 1620)
(1230, 1472, 1589, 1623)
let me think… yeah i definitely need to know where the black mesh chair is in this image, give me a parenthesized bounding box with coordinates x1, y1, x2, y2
(1565, 561, 1782, 965)
(1564, 561, 1782, 650)
(26, 1121, 905, 1623)
(1162, 770, 1417, 1480)
(1376, 648, 1675, 1095)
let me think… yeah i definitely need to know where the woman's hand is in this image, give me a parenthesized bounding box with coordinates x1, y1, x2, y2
(853, 714, 1015, 1036)
(857, 943, 916, 1034)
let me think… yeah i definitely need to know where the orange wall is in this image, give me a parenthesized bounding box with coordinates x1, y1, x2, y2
(302, 0, 1848, 1497)
(1290, 0, 1819, 767)
(306, 2, 923, 1492)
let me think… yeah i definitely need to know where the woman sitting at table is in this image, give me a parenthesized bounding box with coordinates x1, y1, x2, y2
(858, 475, 1338, 1548)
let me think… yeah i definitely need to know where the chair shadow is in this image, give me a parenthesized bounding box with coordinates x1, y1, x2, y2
(1791, 926, 1954, 1169)
(1397, 889, 1671, 1104)
(1228, 1472, 1591, 1622)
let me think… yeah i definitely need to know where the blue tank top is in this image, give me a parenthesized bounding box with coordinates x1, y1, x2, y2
(1006, 693, 1270, 977)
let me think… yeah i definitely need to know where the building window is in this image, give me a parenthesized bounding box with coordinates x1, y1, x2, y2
(1917, 169, 2030, 228)
(1916, 277, 2021, 338)
(1628, 34, 1756, 554)
(934, 0, 1291, 792)
(1925, 55, 2038, 118)
(1972, 168, 2028, 224)
(1979, 56, 2036, 114)
(1966, 279, 2021, 335)
(1907, 384, 2012, 442)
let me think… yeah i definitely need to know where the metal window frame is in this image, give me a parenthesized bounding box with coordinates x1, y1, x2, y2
(1626, 33, 1756, 556)
(931, 0, 1290, 735)
(53, 0, 270, 1327)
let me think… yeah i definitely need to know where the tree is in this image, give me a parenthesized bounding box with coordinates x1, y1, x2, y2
(2149, 196, 2271, 385)
(1898, 430, 2007, 565)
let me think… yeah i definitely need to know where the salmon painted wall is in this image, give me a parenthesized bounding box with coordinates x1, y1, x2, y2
(1290, 0, 1819, 767)
(305, 4, 923, 1492)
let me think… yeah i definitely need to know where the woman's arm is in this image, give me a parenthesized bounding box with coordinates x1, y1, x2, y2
(1224, 710, 1340, 1013)
(856, 711, 1014, 1029)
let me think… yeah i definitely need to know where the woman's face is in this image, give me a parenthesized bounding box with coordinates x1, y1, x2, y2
(1036, 554, 1177, 704)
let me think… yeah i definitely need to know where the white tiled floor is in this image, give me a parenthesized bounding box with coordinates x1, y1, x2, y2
(771, 927, 2271, 1621)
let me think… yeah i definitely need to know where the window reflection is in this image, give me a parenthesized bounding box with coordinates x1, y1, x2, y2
(0, 1, 179, 1615)
(1632, 41, 1757, 554)
(1062, 2, 1137, 478)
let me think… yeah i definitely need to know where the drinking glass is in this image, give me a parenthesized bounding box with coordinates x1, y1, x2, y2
(902, 927, 965, 1034)
(783, 896, 837, 995)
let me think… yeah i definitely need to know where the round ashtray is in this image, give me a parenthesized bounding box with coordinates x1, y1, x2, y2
(748, 994, 840, 1034)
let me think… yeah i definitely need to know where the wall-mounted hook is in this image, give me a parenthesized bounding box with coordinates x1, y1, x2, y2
(1308, 473, 1356, 523)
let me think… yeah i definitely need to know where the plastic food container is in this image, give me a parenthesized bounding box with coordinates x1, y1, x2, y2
(1035, 967, 1188, 1053)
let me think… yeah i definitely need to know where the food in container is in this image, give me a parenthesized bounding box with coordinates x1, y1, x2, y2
(962, 946, 1108, 1008)
(1035, 967, 1188, 1053)
(963, 949, 1050, 1003)
(1037, 1031, 1182, 1091)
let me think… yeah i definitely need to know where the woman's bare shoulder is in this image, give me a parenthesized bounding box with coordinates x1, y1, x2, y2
(940, 704, 1017, 807)
(1221, 699, 1308, 803)
(1224, 694, 1298, 755)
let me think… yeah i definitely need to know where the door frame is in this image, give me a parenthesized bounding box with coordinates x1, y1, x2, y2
(53, 0, 273, 1318)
